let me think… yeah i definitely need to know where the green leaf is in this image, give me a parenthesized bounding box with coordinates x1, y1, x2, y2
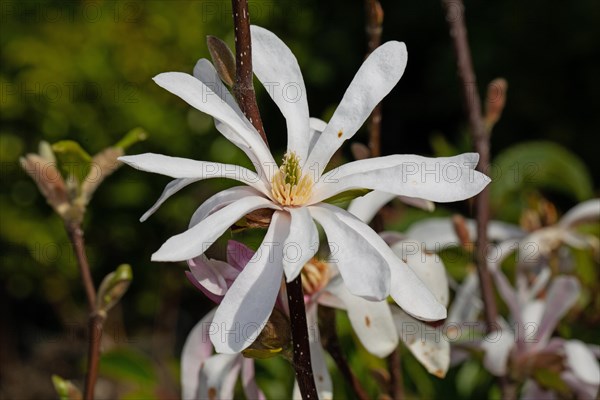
(99, 348, 157, 386)
(51, 375, 81, 400)
(533, 368, 570, 395)
(491, 141, 594, 220)
(51, 140, 92, 184)
(322, 189, 371, 208)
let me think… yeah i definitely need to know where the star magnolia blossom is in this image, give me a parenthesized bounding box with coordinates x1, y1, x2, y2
(120, 25, 490, 353)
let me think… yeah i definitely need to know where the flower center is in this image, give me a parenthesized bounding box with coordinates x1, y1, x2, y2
(271, 151, 313, 206)
(301, 258, 331, 296)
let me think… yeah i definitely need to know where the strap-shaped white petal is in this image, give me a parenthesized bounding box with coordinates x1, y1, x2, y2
(251, 25, 311, 162)
(153, 71, 276, 181)
(119, 153, 270, 195)
(188, 186, 263, 228)
(152, 195, 280, 262)
(210, 211, 288, 353)
(311, 153, 490, 204)
(305, 41, 408, 178)
(283, 207, 319, 282)
(140, 177, 200, 222)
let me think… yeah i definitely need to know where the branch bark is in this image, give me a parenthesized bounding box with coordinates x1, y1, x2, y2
(365, 0, 384, 157)
(231, 0, 268, 145)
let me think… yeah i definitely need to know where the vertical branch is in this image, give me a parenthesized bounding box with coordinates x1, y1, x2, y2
(230, 1, 317, 397)
(440, 0, 498, 334)
(66, 222, 104, 400)
(286, 277, 319, 399)
(231, 0, 268, 145)
(365, 0, 384, 157)
(387, 350, 405, 400)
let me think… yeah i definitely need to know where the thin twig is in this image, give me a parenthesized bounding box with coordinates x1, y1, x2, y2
(66, 221, 103, 400)
(440, 0, 498, 334)
(365, 0, 384, 157)
(387, 350, 405, 400)
(441, 2, 516, 399)
(231, 0, 268, 145)
(286, 277, 319, 399)
(319, 307, 370, 400)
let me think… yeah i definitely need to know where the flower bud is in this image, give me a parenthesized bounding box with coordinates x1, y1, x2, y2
(97, 264, 133, 315)
(51, 375, 82, 400)
(242, 308, 291, 360)
(207, 35, 236, 87)
(484, 78, 508, 131)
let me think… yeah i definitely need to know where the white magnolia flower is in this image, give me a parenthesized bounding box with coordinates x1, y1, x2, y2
(120, 26, 490, 353)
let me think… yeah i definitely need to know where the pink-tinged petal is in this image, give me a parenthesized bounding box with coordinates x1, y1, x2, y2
(153, 71, 276, 181)
(391, 241, 450, 306)
(347, 190, 396, 223)
(140, 178, 199, 222)
(152, 195, 280, 262)
(535, 276, 580, 348)
(196, 353, 242, 399)
(564, 340, 600, 386)
(392, 308, 450, 377)
(185, 271, 223, 304)
(119, 153, 270, 196)
(181, 309, 216, 399)
(480, 319, 515, 376)
(492, 270, 527, 350)
(193, 58, 270, 179)
(187, 256, 240, 296)
(559, 199, 600, 228)
(250, 26, 310, 162)
(241, 358, 266, 400)
(226, 240, 256, 271)
(188, 186, 263, 228)
(311, 153, 490, 204)
(210, 212, 288, 353)
(283, 207, 319, 282)
(325, 277, 398, 357)
(305, 41, 408, 178)
(308, 204, 390, 301)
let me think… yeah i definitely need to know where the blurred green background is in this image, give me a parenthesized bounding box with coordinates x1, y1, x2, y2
(1, 0, 599, 398)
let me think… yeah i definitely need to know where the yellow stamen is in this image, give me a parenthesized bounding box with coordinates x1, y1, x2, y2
(271, 152, 313, 206)
(301, 259, 331, 296)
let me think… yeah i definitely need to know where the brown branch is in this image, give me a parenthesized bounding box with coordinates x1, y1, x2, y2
(231, 0, 268, 145)
(319, 307, 370, 400)
(365, 0, 384, 157)
(440, 0, 498, 334)
(387, 350, 405, 400)
(286, 277, 319, 399)
(66, 221, 103, 400)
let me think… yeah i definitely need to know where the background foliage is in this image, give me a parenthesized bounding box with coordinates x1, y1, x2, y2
(1, 0, 598, 398)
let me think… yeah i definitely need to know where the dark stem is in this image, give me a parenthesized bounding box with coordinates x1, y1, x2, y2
(440, 0, 498, 334)
(66, 222, 103, 400)
(365, 0, 384, 157)
(319, 307, 370, 400)
(387, 350, 405, 400)
(286, 277, 319, 399)
(231, 0, 268, 145)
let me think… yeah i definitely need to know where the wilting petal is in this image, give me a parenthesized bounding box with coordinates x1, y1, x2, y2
(347, 190, 396, 223)
(197, 353, 242, 399)
(308, 204, 390, 301)
(391, 241, 449, 306)
(181, 309, 216, 400)
(251, 26, 310, 162)
(153, 71, 276, 180)
(392, 308, 450, 377)
(312, 153, 490, 204)
(283, 207, 319, 282)
(210, 212, 288, 353)
(535, 276, 580, 348)
(325, 276, 398, 357)
(305, 41, 407, 178)
(152, 195, 280, 262)
(564, 339, 600, 386)
(119, 153, 270, 195)
(241, 358, 266, 400)
(481, 319, 514, 376)
(559, 198, 600, 228)
(189, 186, 263, 228)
